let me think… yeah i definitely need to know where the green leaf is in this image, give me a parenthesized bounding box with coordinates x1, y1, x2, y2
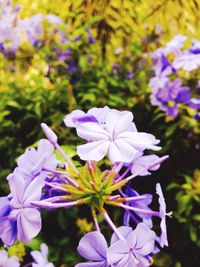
(193, 215, 200, 221)
(167, 183, 178, 190)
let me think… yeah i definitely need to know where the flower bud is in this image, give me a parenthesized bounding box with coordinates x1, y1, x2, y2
(41, 123, 58, 145)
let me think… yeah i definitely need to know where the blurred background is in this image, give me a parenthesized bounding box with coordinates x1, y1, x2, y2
(0, 0, 200, 266)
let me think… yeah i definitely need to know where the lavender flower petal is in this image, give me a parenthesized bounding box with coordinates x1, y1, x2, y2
(156, 183, 168, 247)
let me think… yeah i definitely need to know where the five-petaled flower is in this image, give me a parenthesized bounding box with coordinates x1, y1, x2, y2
(0, 171, 44, 246)
(107, 224, 156, 267)
(76, 109, 160, 163)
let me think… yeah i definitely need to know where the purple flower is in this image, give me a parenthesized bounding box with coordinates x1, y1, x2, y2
(0, 171, 44, 245)
(189, 98, 200, 119)
(156, 183, 168, 247)
(64, 106, 110, 128)
(149, 54, 176, 95)
(41, 124, 58, 145)
(112, 64, 120, 72)
(123, 186, 153, 228)
(31, 243, 54, 267)
(88, 36, 95, 43)
(19, 14, 43, 47)
(189, 98, 200, 109)
(15, 139, 57, 182)
(149, 76, 169, 94)
(0, 1, 21, 56)
(173, 53, 200, 71)
(0, 197, 12, 241)
(74, 35, 81, 42)
(0, 196, 11, 218)
(131, 154, 160, 176)
(66, 61, 79, 75)
(45, 14, 62, 26)
(0, 250, 19, 267)
(76, 110, 160, 163)
(152, 35, 187, 58)
(150, 78, 191, 118)
(154, 54, 175, 77)
(164, 35, 187, 54)
(76, 231, 109, 267)
(107, 223, 156, 267)
(57, 48, 71, 62)
(189, 39, 200, 54)
(86, 28, 95, 43)
(125, 70, 133, 80)
(171, 37, 200, 71)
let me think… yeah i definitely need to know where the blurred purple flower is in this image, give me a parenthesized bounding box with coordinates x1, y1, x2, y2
(189, 39, 200, 54)
(150, 78, 191, 117)
(19, 14, 43, 47)
(45, 14, 62, 26)
(173, 53, 200, 71)
(172, 38, 200, 71)
(76, 231, 109, 267)
(57, 48, 71, 62)
(0, 0, 21, 55)
(112, 64, 120, 73)
(154, 54, 175, 77)
(86, 28, 95, 43)
(125, 70, 133, 80)
(164, 35, 187, 54)
(88, 36, 95, 43)
(152, 35, 187, 59)
(0, 250, 19, 267)
(74, 35, 81, 42)
(31, 243, 54, 267)
(110, 64, 121, 76)
(189, 98, 200, 119)
(189, 98, 200, 109)
(66, 61, 79, 75)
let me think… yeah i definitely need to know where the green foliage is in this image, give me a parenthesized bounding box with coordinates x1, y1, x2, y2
(168, 170, 200, 247)
(1, 0, 200, 266)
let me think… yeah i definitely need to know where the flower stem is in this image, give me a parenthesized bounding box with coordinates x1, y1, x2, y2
(125, 155, 169, 183)
(117, 203, 161, 217)
(55, 143, 79, 174)
(43, 168, 79, 187)
(91, 208, 100, 232)
(113, 155, 169, 189)
(115, 164, 132, 183)
(100, 208, 125, 240)
(42, 195, 68, 202)
(108, 195, 147, 203)
(32, 197, 89, 209)
(45, 181, 67, 192)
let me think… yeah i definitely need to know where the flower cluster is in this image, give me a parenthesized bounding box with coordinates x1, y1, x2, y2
(0, 0, 21, 56)
(149, 35, 200, 119)
(0, 243, 54, 267)
(0, 0, 96, 84)
(0, 0, 66, 56)
(0, 0, 95, 58)
(0, 107, 170, 267)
